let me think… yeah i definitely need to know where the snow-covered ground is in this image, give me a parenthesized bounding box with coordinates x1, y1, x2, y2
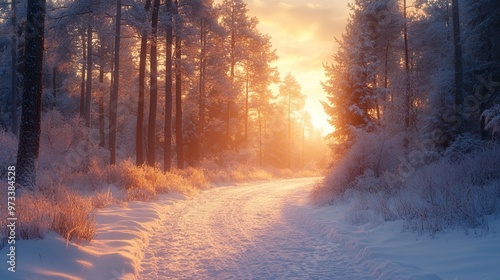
(1, 178, 499, 279)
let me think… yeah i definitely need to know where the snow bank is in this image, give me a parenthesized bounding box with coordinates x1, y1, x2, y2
(287, 194, 500, 280)
(0, 193, 186, 279)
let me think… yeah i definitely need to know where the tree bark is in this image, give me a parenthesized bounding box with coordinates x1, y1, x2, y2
(84, 25, 93, 127)
(147, 0, 160, 167)
(99, 63, 105, 147)
(164, 0, 173, 172)
(15, 0, 46, 190)
(80, 31, 86, 119)
(175, 0, 184, 169)
(52, 66, 57, 104)
(452, 0, 464, 129)
(288, 93, 291, 169)
(258, 109, 262, 166)
(403, 0, 411, 131)
(227, 10, 236, 150)
(245, 62, 249, 146)
(109, 0, 122, 165)
(136, 0, 151, 166)
(198, 20, 206, 161)
(10, 0, 18, 135)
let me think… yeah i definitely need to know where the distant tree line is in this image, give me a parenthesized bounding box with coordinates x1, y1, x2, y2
(0, 0, 327, 189)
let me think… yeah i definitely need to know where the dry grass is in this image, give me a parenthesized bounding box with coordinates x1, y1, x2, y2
(49, 187, 96, 242)
(0, 183, 96, 246)
(0, 155, 322, 245)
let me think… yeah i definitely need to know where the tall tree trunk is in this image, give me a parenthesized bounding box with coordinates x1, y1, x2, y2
(136, 0, 151, 166)
(226, 102, 231, 148)
(147, 0, 160, 167)
(288, 94, 291, 169)
(374, 77, 381, 120)
(403, 0, 410, 127)
(10, 0, 18, 134)
(452, 0, 464, 129)
(198, 20, 206, 161)
(175, 0, 184, 169)
(84, 25, 93, 127)
(16, 0, 46, 190)
(258, 109, 262, 166)
(301, 120, 305, 168)
(384, 45, 390, 102)
(245, 62, 249, 145)
(109, 0, 122, 165)
(164, 0, 173, 172)
(403, 0, 411, 147)
(99, 63, 105, 147)
(80, 31, 86, 119)
(52, 66, 57, 105)
(227, 11, 236, 150)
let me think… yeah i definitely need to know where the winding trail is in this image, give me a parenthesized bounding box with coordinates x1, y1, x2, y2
(138, 178, 374, 279)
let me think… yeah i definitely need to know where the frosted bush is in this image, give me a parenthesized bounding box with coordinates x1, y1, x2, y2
(443, 133, 483, 162)
(482, 104, 500, 137)
(388, 145, 500, 234)
(38, 110, 108, 179)
(314, 126, 500, 234)
(92, 188, 114, 208)
(311, 128, 404, 202)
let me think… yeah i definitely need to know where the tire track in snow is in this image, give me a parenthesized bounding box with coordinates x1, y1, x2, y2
(138, 178, 375, 279)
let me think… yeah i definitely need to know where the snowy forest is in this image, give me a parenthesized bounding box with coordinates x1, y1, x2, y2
(0, 0, 499, 278)
(0, 0, 329, 244)
(314, 0, 500, 234)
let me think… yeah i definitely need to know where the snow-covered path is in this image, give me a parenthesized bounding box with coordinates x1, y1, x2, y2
(139, 177, 373, 279)
(2, 178, 496, 279)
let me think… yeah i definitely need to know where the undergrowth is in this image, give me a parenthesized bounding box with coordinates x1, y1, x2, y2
(0, 114, 323, 244)
(312, 130, 500, 236)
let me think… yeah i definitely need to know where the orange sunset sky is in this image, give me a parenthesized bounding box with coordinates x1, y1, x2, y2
(245, 0, 351, 134)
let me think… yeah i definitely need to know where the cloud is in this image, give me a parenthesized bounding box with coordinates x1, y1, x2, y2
(245, 0, 350, 133)
(248, 0, 349, 42)
(246, 0, 349, 76)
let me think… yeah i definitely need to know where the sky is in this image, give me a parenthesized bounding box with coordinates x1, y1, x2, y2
(244, 0, 351, 134)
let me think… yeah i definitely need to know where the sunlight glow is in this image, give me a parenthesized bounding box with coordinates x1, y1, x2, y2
(246, 0, 350, 135)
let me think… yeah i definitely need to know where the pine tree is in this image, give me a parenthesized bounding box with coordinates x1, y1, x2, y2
(109, 0, 122, 165)
(174, 0, 184, 169)
(147, 0, 160, 167)
(136, 0, 151, 166)
(10, 0, 18, 135)
(15, 0, 46, 190)
(322, 0, 379, 153)
(164, 0, 174, 172)
(279, 73, 304, 169)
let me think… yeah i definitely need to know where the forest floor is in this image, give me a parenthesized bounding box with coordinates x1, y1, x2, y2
(1, 177, 499, 279)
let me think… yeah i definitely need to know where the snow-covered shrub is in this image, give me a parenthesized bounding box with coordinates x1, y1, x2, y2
(311, 129, 404, 204)
(443, 133, 483, 162)
(482, 104, 500, 137)
(314, 124, 500, 234)
(0, 130, 17, 179)
(381, 144, 499, 235)
(38, 110, 108, 180)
